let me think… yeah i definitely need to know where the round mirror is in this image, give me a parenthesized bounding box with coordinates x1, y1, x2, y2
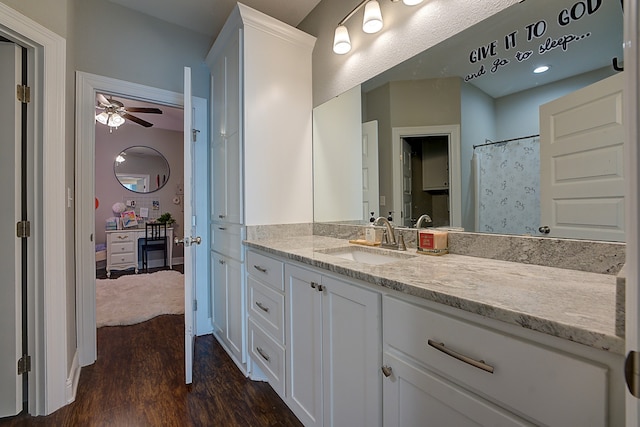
(113, 146, 170, 193)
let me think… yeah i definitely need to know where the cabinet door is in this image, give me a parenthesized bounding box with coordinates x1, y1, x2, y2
(322, 276, 381, 427)
(285, 264, 323, 427)
(212, 252, 227, 338)
(382, 352, 533, 427)
(210, 29, 242, 225)
(212, 252, 245, 364)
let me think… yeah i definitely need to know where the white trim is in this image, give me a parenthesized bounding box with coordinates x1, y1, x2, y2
(624, 0, 639, 423)
(65, 350, 80, 404)
(0, 3, 67, 416)
(75, 72, 184, 366)
(391, 125, 462, 228)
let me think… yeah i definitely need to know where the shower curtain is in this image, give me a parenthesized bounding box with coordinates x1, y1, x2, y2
(473, 137, 540, 235)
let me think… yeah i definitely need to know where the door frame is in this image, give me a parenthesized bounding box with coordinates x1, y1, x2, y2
(75, 72, 185, 366)
(625, 0, 640, 423)
(392, 125, 462, 228)
(0, 3, 67, 416)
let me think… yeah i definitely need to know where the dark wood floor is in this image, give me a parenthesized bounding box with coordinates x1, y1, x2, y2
(2, 314, 302, 426)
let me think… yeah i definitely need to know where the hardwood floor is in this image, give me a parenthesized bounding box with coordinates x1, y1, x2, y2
(2, 314, 302, 426)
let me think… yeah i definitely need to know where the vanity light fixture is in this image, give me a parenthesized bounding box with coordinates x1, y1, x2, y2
(533, 65, 550, 74)
(333, 0, 424, 54)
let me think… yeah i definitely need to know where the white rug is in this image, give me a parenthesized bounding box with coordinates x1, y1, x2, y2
(96, 270, 185, 327)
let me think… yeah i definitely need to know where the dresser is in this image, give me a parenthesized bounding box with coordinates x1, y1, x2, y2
(105, 228, 174, 277)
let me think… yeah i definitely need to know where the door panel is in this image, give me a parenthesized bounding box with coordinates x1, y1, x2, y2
(540, 73, 625, 241)
(362, 121, 379, 220)
(0, 41, 23, 418)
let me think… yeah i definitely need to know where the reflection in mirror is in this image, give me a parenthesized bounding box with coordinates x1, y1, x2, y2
(114, 146, 170, 193)
(313, 0, 623, 242)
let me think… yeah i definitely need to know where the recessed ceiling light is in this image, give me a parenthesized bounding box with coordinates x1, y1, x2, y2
(533, 65, 550, 74)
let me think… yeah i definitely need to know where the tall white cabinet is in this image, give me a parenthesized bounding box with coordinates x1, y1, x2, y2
(205, 4, 315, 372)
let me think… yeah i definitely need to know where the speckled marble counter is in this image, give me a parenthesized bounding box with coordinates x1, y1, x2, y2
(244, 235, 623, 355)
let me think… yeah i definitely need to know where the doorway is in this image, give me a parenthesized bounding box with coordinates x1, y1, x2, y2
(392, 125, 462, 229)
(0, 3, 68, 416)
(401, 135, 451, 228)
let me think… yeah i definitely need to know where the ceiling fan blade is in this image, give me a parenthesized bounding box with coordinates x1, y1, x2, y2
(96, 93, 110, 106)
(122, 112, 153, 128)
(125, 107, 163, 114)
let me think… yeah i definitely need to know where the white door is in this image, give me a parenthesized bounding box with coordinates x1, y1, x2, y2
(402, 139, 413, 227)
(182, 67, 205, 384)
(362, 121, 379, 220)
(540, 73, 625, 241)
(0, 42, 22, 417)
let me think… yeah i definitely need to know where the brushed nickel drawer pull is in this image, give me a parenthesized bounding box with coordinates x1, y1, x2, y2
(255, 301, 269, 313)
(427, 339, 494, 374)
(254, 265, 268, 273)
(218, 214, 226, 219)
(256, 347, 270, 362)
(218, 227, 227, 231)
(117, 235, 128, 240)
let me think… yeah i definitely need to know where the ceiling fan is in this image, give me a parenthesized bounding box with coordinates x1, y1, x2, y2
(95, 93, 163, 129)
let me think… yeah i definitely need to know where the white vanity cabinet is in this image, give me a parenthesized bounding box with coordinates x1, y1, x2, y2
(206, 3, 315, 374)
(382, 295, 612, 427)
(285, 263, 382, 427)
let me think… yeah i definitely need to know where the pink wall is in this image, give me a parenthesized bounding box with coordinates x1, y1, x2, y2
(95, 122, 185, 260)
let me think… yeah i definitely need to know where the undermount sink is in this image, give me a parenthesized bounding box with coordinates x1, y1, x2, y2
(317, 246, 416, 266)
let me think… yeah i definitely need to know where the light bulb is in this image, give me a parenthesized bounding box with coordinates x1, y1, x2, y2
(403, 0, 423, 5)
(333, 25, 352, 54)
(109, 113, 125, 127)
(363, 1, 383, 34)
(96, 112, 108, 125)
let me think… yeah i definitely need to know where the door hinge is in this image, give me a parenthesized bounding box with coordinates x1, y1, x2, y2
(193, 299, 197, 311)
(18, 355, 31, 375)
(16, 84, 31, 103)
(16, 220, 31, 238)
(625, 351, 640, 398)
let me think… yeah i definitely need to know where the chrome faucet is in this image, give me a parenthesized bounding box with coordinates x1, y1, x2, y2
(373, 216, 398, 249)
(416, 214, 432, 228)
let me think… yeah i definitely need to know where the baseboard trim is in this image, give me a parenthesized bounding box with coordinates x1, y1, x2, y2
(65, 350, 81, 404)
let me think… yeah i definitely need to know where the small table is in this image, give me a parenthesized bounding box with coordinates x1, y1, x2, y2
(105, 227, 173, 277)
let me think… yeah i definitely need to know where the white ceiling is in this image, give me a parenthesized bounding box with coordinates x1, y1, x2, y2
(107, 0, 322, 39)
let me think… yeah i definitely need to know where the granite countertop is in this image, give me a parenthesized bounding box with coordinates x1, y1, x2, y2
(244, 235, 623, 355)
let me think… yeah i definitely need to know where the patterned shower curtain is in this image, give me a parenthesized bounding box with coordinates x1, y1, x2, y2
(473, 137, 540, 235)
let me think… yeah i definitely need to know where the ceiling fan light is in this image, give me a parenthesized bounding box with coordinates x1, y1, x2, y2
(403, 0, 423, 5)
(363, 1, 383, 34)
(96, 112, 108, 125)
(333, 25, 352, 54)
(109, 113, 125, 127)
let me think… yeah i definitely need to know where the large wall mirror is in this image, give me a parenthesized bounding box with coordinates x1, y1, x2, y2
(114, 145, 170, 193)
(313, 0, 624, 242)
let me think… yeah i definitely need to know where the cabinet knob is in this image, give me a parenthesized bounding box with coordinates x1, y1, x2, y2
(218, 259, 225, 265)
(310, 282, 317, 289)
(218, 214, 226, 219)
(317, 284, 324, 292)
(381, 365, 393, 377)
(538, 226, 551, 234)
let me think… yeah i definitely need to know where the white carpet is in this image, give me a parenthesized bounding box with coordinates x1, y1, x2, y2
(96, 270, 185, 327)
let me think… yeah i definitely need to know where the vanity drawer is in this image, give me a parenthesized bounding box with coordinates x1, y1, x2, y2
(248, 318, 285, 398)
(247, 275, 285, 344)
(246, 250, 284, 291)
(110, 242, 135, 254)
(383, 296, 608, 427)
(109, 252, 136, 265)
